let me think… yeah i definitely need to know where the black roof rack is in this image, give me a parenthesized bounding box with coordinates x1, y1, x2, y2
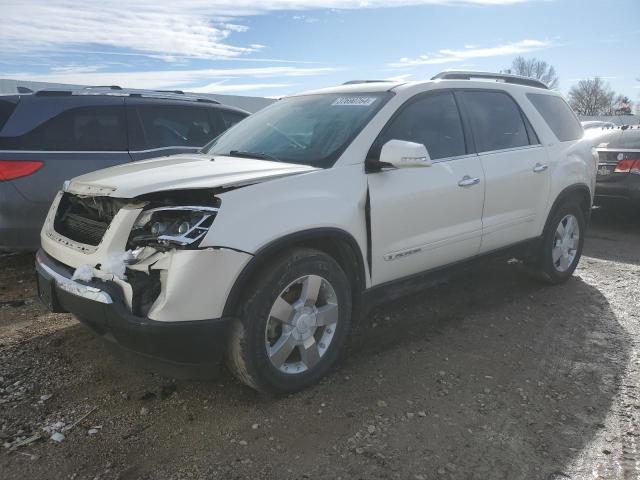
(33, 86, 220, 104)
(34, 90, 73, 96)
(84, 85, 123, 90)
(431, 70, 549, 89)
(342, 80, 393, 85)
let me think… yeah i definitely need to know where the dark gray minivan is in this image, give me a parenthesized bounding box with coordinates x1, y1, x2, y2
(0, 87, 249, 251)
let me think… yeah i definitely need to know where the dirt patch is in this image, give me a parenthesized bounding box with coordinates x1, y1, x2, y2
(1, 210, 639, 479)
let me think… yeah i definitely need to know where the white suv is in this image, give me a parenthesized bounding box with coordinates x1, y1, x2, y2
(36, 71, 597, 393)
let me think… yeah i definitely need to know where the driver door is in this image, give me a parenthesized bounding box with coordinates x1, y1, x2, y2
(367, 91, 485, 285)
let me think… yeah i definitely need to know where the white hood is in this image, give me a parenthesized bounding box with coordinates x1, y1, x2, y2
(66, 153, 319, 198)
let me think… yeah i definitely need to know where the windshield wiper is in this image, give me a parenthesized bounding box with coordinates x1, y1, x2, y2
(227, 150, 279, 161)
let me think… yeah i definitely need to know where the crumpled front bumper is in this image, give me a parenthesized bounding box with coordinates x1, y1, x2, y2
(35, 249, 233, 367)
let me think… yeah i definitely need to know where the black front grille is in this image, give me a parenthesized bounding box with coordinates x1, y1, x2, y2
(61, 212, 109, 245)
(54, 193, 124, 246)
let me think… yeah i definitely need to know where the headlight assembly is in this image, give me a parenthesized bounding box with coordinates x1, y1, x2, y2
(129, 206, 218, 249)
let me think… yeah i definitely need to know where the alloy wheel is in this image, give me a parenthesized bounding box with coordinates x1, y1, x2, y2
(552, 214, 580, 273)
(265, 275, 339, 374)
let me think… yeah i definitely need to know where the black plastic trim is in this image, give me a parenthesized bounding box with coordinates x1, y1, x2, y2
(544, 183, 593, 230)
(361, 236, 541, 312)
(222, 228, 367, 318)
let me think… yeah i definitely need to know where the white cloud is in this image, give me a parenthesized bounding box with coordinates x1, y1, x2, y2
(1, 1, 534, 61)
(390, 39, 552, 67)
(384, 73, 414, 82)
(293, 15, 320, 23)
(0, 66, 340, 90)
(190, 82, 293, 93)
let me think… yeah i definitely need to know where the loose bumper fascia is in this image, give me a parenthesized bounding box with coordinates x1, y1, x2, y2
(35, 249, 233, 366)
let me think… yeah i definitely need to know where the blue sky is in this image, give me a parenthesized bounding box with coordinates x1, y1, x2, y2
(1, 0, 638, 102)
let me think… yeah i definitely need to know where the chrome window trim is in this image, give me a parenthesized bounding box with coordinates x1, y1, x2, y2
(129, 146, 201, 154)
(475, 144, 543, 156)
(0, 146, 202, 154)
(429, 153, 479, 164)
(0, 150, 129, 154)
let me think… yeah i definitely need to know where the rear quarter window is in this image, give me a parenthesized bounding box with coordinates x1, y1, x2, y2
(527, 93, 583, 142)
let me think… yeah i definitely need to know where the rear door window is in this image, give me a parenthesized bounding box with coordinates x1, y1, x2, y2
(458, 91, 530, 153)
(0, 104, 127, 151)
(527, 93, 583, 142)
(129, 104, 221, 150)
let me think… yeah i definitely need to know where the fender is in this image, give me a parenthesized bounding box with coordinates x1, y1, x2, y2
(221, 227, 367, 318)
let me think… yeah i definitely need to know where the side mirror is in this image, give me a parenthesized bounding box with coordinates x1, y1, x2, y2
(379, 139, 432, 168)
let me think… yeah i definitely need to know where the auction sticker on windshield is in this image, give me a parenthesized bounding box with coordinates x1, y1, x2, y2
(332, 97, 377, 106)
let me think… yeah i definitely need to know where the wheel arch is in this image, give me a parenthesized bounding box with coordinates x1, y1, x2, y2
(544, 183, 592, 234)
(222, 228, 367, 318)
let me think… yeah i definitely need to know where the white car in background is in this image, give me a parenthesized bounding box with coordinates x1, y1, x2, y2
(36, 71, 597, 393)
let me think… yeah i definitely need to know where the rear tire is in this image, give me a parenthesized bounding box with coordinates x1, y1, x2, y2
(226, 248, 352, 394)
(525, 202, 585, 284)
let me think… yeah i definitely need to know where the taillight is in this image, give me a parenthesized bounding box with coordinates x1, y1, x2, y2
(0, 160, 44, 181)
(614, 152, 640, 174)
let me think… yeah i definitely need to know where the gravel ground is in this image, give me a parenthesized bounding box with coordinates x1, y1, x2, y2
(1, 209, 639, 480)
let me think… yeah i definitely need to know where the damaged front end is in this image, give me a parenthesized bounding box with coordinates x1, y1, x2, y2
(40, 189, 251, 323)
(127, 190, 221, 252)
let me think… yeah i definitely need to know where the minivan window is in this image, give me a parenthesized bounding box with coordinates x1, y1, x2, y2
(373, 91, 466, 160)
(527, 93, 583, 142)
(0, 98, 18, 132)
(131, 105, 220, 151)
(221, 110, 246, 129)
(0, 105, 126, 151)
(205, 92, 391, 168)
(460, 91, 529, 152)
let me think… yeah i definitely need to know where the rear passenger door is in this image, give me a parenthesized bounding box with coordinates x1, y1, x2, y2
(457, 90, 550, 253)
(126, 100, 227, 160)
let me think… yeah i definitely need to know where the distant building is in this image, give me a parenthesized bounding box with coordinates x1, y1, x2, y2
(0, 79, 276, 113)
(578, 114, 640, 126)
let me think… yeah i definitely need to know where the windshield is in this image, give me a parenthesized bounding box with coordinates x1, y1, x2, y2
(203, 92, 391, 167)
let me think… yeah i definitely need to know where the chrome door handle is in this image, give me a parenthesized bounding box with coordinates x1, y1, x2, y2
(533, 163, 548, 173)
(458, 176, 480, 187)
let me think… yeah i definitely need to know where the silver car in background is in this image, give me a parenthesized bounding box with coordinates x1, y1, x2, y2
(0, 87, 248, 251)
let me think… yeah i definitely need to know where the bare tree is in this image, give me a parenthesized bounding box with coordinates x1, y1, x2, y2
(568, 77, 616, 116)
(509, 56, 559, 89)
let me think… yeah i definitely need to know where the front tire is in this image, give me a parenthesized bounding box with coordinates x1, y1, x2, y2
(226, 248, 352, 393)
(526, 202, 586, 284)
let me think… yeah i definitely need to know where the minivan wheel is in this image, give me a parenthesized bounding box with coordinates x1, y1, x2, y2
(526, 202, 585, 284)
(226, 248, 352, 393)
